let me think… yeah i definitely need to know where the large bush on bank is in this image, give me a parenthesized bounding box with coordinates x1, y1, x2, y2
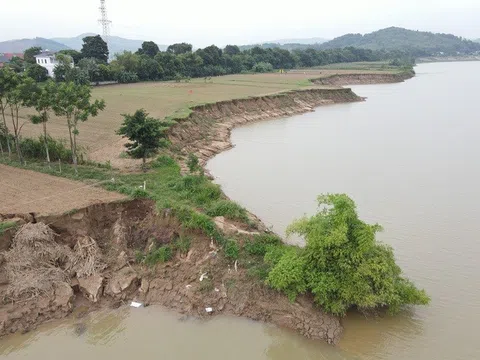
(266, 194, 430, 315)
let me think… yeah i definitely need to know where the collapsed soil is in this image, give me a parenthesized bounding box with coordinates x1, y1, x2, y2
(0, 200, 342, 344)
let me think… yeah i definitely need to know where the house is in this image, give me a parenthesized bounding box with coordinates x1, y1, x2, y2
(34, 50, 74, 77)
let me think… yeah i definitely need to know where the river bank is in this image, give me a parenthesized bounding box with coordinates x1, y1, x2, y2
(0, 69, 414, 347)
(0, 200, 341, 343)
(168, 72, 414, 169)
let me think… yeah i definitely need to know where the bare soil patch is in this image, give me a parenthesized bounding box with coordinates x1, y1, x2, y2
(0, 165, 126, 215)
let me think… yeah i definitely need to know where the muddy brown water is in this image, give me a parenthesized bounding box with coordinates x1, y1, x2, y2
(1, 62, 479, 359)
(207, 62, 480, 359)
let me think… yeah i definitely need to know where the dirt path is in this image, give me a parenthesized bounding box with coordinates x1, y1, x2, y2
(0, 165, 126, 215)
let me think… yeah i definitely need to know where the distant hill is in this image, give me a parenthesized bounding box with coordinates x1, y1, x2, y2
(239, 42, 327, 52)
(0, 34, 167, 56)
(51, 34, 167, 56)
(269, 37, 328, 45)
(0, 37, 69, 53)
(319, 27, 480, 55)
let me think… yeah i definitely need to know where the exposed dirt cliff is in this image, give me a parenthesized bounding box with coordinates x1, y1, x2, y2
(0, 200, 342, 344)
(168, 88, 362, 167)
(311, 71, 415, 86)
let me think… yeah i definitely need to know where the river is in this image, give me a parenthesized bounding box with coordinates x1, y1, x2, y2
(2, 62, 479, 359)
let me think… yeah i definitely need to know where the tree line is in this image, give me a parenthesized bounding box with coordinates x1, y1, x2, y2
(0, 64, 167, 173)
(5, 35, 413, 85)
(0, 67, 105, 174)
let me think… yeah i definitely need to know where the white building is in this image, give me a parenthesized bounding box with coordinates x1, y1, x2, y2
(34, 51, 74, 78)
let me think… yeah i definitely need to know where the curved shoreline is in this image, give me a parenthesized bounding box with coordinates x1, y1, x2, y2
(0, 71, 415, 346)
(168, 72, 414, 169)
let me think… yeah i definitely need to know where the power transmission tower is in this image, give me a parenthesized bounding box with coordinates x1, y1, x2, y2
(98, 0, 112, 49)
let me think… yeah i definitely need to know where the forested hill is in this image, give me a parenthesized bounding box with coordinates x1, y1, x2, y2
(319, 27, 480, 56)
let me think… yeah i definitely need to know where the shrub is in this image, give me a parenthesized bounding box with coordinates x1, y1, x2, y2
(0, 221, 17, 235)
(205, 200, 249, 222)
(173, 206, 224, 243)
(173, 175, 222, 204)
(266, 248, 307, 302)
(130, 187, 149, 199)
(20, 136, 75, 163)
(274, 193, 431, 315)
(252, 62, 274, 73)
(152, 155, 176, 168)
(244, 233, 282, 256)
(224, 239, 239, 259)
(187, 153, 200, 174)
(144, 245, 173, 265)
(116, 71, 139, 84)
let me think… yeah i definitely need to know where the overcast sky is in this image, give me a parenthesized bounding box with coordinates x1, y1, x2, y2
(3, 0, 480, 46)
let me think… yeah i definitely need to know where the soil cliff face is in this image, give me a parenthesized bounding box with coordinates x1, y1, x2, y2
(168, 88, 362, 167)
(0, 200, 342, 344)
(312, 71, 415, 86)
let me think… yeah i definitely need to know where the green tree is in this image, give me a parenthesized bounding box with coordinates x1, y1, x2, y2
(117, 109, 167, 171)
(224, 45, 240, 56)
(58, 49, 83, 64)
(23, 47, 42, 64)
(53, 53, 74, 81)
(7, 56, 25, 73)
(267, 194, 430, 315)
(113, 51, 140, 73)
(137, 55, 161, 81)
(25, 64, 49, 82)
(78, 58, 100, 83)
(53, 82, 105, 174)
(0, 122, 7, 155)
(137, 41, 160, 58)
(5, 74, 36, 162)
(28, 80, 58, 164)
(167, 43, 193, 55)
(0, 67, 16, 157)
(81, 35, 109, 63)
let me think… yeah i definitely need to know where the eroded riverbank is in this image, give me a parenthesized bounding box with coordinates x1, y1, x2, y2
(168, 72, 413, 169)
(0, 70, 414, 347)
(0, 200, 341, 343)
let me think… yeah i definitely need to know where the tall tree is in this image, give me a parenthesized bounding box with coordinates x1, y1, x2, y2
(0, 68, 15, 157)
(167, 43, 192, 55)
(53, 53, 74, 81)
(224, 45, 240, 56)
(117, 109, 166, 171)
(0, 122, 7, 155)
(5, 75, 36, 163)
(25, 64, 49, 82)
(53, 82, 105, 174)
(23, 47, 42, 64)
(137, 41, 160, 58)
(81, 35, 109, 64)
(29, 80, 58, 164)
(78, 58, 100, 83)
